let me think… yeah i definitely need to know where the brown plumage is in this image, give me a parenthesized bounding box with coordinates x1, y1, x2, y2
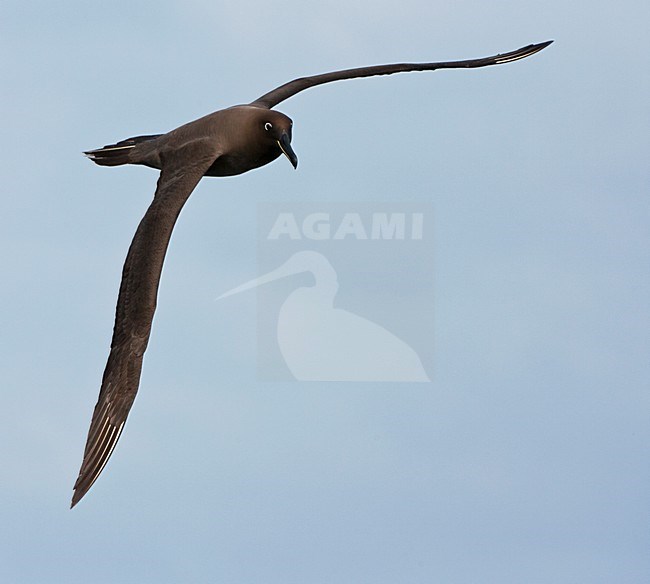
(71, 40, 553, 508)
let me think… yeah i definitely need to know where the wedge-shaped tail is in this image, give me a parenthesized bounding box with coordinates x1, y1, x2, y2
(84, 134, 162, 166)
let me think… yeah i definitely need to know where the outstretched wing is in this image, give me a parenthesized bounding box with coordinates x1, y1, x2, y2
(250, 40, 552, 109)
(71, 141, 220, 508)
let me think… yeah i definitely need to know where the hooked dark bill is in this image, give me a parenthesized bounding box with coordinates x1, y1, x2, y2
(278, 133, 298, 169)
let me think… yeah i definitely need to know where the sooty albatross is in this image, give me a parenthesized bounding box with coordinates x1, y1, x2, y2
(72, 40, 553, 507)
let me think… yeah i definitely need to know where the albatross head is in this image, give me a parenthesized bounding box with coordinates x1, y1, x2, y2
(260, 110, 298, 169)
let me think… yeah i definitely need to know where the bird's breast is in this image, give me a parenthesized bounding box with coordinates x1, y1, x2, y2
(204, 147, 281, 177)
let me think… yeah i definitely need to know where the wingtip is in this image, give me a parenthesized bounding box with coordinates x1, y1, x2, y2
(528, 40, 554, 55)
(70, 477, 89, 508)
(70, 491, 82, 509)
(70, 479, 94, 509)
(494, 40, 554, 65)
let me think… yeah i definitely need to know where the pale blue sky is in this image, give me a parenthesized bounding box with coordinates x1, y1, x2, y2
(1, 1, 649, 582)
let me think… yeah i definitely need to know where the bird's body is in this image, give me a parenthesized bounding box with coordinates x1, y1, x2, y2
(72, 41, 552, 508)
(88, 106, 295, 176)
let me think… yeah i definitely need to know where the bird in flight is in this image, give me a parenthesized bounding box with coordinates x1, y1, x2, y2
(71, 40, 553, 508)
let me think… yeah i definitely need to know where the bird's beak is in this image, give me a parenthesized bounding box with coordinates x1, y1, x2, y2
(278, 133, 298, 169)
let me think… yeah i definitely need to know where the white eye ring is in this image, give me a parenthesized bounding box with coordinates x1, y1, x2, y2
(264, 122, 273, 131)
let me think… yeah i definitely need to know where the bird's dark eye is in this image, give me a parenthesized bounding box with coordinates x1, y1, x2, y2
(264, 122, 273, 131)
